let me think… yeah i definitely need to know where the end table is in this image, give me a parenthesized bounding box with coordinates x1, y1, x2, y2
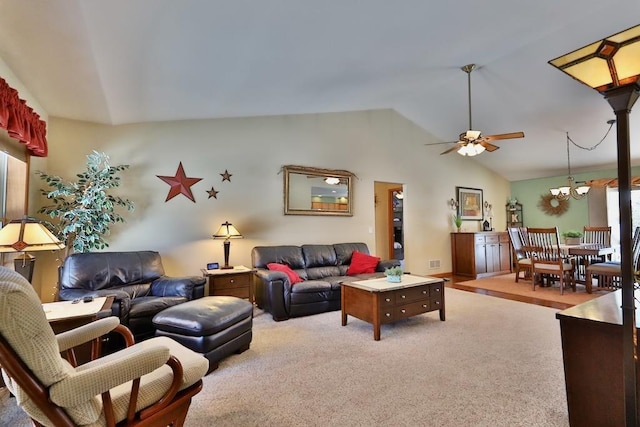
(202, 265, 255, 302)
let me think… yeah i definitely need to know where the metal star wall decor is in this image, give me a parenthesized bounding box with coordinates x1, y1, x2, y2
(156, 162, 202, 202)
(207, 187, 219, 199)
(220, 169, 232, 182)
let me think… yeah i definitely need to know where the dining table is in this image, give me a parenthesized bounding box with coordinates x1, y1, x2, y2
(558, 243, 615, 284)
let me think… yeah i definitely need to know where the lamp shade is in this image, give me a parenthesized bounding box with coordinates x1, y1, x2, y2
(548, 24, 640, 93)
(0, 217, 64, 252)
(212, 221, 243, 240)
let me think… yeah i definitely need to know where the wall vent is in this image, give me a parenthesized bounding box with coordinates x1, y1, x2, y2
(429, 259, 441, 270)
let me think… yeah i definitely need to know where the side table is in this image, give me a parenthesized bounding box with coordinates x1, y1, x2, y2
(44, 296, 114, 365)
(202, 265, 255, 302)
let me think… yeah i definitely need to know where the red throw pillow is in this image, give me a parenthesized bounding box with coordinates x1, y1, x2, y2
(346, 251, 380, 275)
(267, 263, 303, 285)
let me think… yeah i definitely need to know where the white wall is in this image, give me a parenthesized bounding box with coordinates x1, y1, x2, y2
(31, 109, 511, 300)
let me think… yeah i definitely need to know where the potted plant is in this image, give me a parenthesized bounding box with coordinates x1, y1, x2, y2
(562, 230, 582, 245)
(452, 214, 463, 232)
(384, 266, 403, 283)
(35, 151, 135, 258)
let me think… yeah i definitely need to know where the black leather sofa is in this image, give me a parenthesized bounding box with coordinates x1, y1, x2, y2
(58, 251, 206, 341)
(252, 242, 399, 321)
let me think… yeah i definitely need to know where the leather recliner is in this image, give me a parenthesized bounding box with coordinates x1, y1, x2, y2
(58, 251, 205, 341)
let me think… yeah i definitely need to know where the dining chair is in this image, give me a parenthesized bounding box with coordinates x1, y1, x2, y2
(0, 266, 209, 427)
(525, 227, 576, 295)
(582, 225, 612, 260)
(585, 226, 640, 293)
(507, 227, 531, 282)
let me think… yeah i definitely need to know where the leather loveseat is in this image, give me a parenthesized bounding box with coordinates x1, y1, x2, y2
(252, 242, 399, 321)
(58, 251, 206, 341)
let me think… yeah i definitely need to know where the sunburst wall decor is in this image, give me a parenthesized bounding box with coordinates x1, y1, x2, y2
(537, 193, 569, 216)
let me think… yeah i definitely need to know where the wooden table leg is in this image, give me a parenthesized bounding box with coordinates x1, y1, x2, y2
(373, 293, 381, 341)
(341, 284, 347, 326)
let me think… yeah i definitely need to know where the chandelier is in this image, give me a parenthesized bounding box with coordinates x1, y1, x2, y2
(549, 133, 590, 200)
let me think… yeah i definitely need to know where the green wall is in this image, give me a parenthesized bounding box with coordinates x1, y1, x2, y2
(509, 166, 640, 236)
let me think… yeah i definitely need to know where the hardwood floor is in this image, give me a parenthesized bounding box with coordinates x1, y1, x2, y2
(443, 274, 575, 310)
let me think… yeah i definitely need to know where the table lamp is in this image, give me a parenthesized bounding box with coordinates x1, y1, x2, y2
(213, 221, 243, 269)
(0, 216, 65, 282)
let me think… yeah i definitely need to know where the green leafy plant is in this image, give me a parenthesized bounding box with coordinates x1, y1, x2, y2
(36, 151, 135, 255)
(384, 266, 403, 277)
(452, 214, 463, 229)
(562, 230, 583, 238)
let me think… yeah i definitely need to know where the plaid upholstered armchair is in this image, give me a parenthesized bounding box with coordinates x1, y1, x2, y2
(0, 267, 208, 427)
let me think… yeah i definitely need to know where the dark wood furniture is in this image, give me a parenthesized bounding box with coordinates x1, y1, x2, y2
(341, 275, 445, 340)
(451, 231, 512, 279)
(46, 296, 114, 364)
(507, 227, 532, 282)
(202, 266, 254, 302)
(527, 227, 575, 295)
(566, 244, 615, 286)
(556, 290, 640, 426)
(506, 202, 523, 228)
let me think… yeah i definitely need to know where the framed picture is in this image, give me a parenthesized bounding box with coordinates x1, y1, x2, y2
(456, 186, 483, 221)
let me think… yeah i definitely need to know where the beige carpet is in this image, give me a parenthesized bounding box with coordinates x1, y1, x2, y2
(453, 273, 608, 307)
(1, 288, 571, 426)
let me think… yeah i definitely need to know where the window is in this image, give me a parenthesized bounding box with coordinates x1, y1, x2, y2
(606, 187, 640, 262)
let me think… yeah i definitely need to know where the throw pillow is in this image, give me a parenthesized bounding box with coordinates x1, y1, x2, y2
(346, 251, 380, 275)
(267, 263, 303, 285)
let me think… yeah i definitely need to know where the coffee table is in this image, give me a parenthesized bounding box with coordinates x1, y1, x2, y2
(341, 274, 445, 340)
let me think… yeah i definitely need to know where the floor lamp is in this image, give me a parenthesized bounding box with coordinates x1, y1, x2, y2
(549, 24, 640, 426)
(0, 216, 65, 283)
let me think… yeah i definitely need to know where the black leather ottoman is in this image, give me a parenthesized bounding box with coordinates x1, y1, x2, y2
(152, 296, 253, 373)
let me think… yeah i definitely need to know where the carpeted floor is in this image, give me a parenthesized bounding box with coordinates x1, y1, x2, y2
(1, 288, 571, 426)
(452, 272, 608, 308)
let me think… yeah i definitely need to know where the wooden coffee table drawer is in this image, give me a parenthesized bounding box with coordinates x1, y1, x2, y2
(380, 294, 395, 307)
(430, 283, 444, 310)
(395, 300, 430, 319)
(394, 285, 429, 303)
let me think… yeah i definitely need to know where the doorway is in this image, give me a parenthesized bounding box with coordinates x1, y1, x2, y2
(389, 187, 404, 261)
(374, 182, 404, 263)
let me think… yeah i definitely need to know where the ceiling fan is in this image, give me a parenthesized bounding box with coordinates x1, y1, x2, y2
(427, 64, 524, 156)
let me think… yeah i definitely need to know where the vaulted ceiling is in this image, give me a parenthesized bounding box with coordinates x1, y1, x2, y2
(0, 0, 638, 181)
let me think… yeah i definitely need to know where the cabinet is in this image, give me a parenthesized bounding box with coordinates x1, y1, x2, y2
(555, 290, 640, 425)
(451, 232, 512, 278)
(506, 202, 523, 228)
(202, 266, 255, 302)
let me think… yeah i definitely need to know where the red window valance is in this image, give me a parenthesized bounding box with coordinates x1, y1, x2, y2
(0, 77, 47, 157)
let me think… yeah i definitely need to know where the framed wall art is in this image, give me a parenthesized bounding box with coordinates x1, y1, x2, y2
(456, 186, 483, 221)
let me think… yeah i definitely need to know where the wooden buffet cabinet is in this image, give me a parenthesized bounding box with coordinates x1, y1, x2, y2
(451, 231, 512, 278)
(556, 290, 640, 425)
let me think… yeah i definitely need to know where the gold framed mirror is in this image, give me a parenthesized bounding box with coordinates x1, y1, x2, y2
(283, 165, 353, 216)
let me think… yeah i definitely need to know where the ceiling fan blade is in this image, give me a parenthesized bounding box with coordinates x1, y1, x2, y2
(482, 131, 525, 142)
(479, 141, 500, 152)
(440, 143, 463, 155)
(424, 140, 459, 146)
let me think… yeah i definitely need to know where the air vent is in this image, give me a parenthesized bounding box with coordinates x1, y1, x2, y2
(429, 259, 441, 270)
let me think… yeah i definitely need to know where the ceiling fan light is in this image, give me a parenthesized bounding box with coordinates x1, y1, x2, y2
(466, 130, 482, 141)
(473, 143, 486, 155)
(457, 144, 471, 156)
